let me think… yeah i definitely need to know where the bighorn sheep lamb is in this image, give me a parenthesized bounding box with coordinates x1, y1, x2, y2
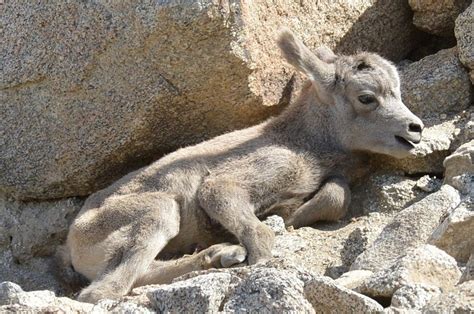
(59, 29, 423, 303)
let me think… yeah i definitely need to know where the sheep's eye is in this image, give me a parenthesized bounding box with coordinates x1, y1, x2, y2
(358, 94, 376, 105)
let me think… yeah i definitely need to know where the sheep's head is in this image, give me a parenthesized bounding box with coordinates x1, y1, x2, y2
(277, 29, 423, 158)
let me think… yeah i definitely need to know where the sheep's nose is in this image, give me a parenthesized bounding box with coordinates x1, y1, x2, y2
(408, 122, 423, 134)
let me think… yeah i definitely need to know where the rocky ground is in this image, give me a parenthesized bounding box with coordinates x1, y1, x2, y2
(0, 0, 473, 313)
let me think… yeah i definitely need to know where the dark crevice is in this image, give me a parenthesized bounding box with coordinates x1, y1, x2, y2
(369, 295, 392, 308)
(404, 172, 444, 180)
(405, 33, 457, 62)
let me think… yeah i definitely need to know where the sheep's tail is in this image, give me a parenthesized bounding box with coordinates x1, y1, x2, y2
(52, 245, 89, 296)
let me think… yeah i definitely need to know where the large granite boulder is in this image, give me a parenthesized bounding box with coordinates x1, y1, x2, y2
(409, 0, 471, 36)
(0, 0, 420, 200)
(400, 48, 472, 118)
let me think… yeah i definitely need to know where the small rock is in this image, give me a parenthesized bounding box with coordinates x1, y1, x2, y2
(0, 282, 23, 305)
(359, 245, 461, 297)
(263, 215, 286, 235)
(0, 287, 97, 312)
(351, 185, 461, 272)
(423, 280, 474, 312)
(391, 284, 441, 311)
(415, 175, 441, 193)
(147, 273, 232, 313)
(334, 270, 373, 290)
(305, 276, 383, 312)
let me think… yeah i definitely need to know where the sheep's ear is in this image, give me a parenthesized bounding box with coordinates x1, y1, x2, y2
(277, 28, 335, 86)
(315, 46, 336, 63)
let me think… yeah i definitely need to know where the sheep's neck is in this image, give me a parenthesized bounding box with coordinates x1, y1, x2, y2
(266, 82, 344, 156)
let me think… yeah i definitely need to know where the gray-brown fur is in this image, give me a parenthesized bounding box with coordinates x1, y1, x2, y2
(61, 29, 423, 303)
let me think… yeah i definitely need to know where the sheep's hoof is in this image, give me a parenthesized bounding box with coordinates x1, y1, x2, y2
(203, 243, 247, 268)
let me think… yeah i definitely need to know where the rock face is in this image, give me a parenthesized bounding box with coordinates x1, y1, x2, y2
(400, 48, 472, 118)
(409, 0, 471, 36)
(0, 0, 420, 200)
(455, 2, 474, 83)
(351, 185, 461, 272)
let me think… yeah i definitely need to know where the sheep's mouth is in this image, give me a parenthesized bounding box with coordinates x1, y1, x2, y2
(395, 135, 415, 149)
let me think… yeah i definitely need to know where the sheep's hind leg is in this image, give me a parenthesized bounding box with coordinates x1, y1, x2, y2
(198, 179, 275, 265)
(77, 192, 180, 304)
(135, 243, 247, 286)
(286, 176, 350, 228)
